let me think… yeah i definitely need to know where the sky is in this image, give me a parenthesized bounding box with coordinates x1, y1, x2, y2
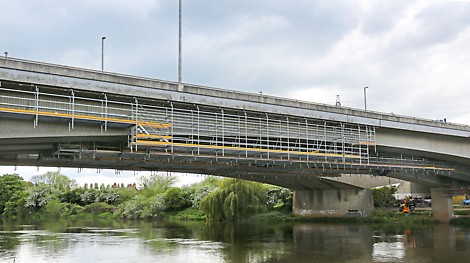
(1, 0, 470, 185)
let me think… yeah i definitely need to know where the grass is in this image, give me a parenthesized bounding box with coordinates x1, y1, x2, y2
(167, 207, 206, 221)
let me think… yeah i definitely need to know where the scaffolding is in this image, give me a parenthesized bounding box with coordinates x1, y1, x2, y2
(0, 81, 453, 175)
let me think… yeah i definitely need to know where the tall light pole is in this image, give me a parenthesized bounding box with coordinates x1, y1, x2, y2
(101, 36, 106, 71)
(363, 86, 368, 111)
(178, 0, 183, 91)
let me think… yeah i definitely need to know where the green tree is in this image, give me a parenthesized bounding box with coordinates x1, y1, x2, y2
(59, 187, 86, 205)
(24, 183, 55, 210)
(200, 178, 268, 221)
(266, 187, 292, 211)
(114, 194, 166, 219)
(163, 187, 190, 211)
(371, 186, 398, 208)
(186, 177, 220, 209)
(31, 171, 78, 191)
(139, 174, 176, 197)
(0, 174, 28, 216)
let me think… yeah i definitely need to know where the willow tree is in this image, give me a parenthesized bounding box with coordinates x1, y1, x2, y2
(200, 178, 268, 221)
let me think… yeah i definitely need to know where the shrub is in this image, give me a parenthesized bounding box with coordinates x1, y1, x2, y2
(24, 184, 55, 210)
(163, 187, 190, 211)
(83, 202, 115, 215)
(44, 199, 69, 218)
(114, 194, 166, 219)
(372, 186, 398, 208)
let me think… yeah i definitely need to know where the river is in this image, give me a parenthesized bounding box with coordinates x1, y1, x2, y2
(1, 219, 469, 263)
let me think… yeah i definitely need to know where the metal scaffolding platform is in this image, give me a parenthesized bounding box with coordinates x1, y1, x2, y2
(0, 80, 454, 176)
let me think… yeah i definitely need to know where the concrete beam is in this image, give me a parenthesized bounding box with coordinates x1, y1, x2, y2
(376, 128, 470, 165)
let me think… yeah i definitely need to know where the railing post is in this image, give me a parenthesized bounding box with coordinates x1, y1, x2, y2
(266, 113, 269, 159)
(286, 116, 290, 160)
(196, 105, 200, 156)
(305, 118, 309, 162)
(170, 102, 174, 154)
(244, 110, 248, 158)
(34, 86, 39, 128)
(69, 89, 75, 131)
(103, 93, 108, 132)
(221, 107, 225, 157)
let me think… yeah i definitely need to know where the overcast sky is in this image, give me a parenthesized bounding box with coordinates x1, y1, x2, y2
(2, 0, 470, 184)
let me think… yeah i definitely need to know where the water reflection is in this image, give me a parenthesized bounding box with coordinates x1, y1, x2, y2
(1, 219, 470, 263)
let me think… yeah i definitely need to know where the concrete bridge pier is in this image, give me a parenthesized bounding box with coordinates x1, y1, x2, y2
(292, 189, 374, 217)
(431, 187, 454, 223)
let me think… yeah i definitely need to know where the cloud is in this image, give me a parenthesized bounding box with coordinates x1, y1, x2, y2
(1, 1, 469, 119)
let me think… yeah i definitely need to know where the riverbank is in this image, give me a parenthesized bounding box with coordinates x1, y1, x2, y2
(4, 207, 470, 227)
(2, 173, 470, 226)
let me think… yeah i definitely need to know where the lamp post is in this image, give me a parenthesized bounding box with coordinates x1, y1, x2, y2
(101, 36, 106, 71)
(178, 0, 183, 91)
(363, 86, 368, 111)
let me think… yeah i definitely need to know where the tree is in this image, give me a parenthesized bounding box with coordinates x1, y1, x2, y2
(31, 171, 78, 191)
(186, 177, 220, 209)
(200, 178, 268, 221)
(163, 187, 190, 211)
(24, 183, 55, 210)
(266, 187, 292, 211)
(0, 174, 28, 215)
(138, 174, 177, 197)
(372, 186, 398, 208)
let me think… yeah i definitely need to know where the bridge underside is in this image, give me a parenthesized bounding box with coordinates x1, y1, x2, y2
(0, 117, 462, 191)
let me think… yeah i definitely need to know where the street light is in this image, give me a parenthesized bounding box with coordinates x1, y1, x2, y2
(363, 86, 368, 111)
(178, 0, 183, 91)
(101, 36, 106, 71)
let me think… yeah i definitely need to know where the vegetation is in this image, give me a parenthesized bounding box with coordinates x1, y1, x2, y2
(2, 172, 470, 225)
(0, 172, 293, 222)
(371, 185, 398, 208)
(200, 179, 268, 221)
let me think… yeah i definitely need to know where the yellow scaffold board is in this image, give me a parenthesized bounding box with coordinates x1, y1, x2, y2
(0, 107, 171, 128)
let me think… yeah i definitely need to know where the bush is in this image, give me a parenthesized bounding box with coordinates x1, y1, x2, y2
(24, 184, 55, 210)
(170, 207, 205, 221)
(60, 188, 86, 205)
(83, 202, 115, 215)
(114, 194, 166, 219)
(372, 186, 398, 208)
(163, 187, 190, 211)
(266, 187, 292, 212)
(115, 187, 138, 204)
(186, 177, 220, 209)
(95, 188, 120, 204)
(249, 211, 291, 223)
(44, 199, 69, 218)
(98, 212, 114, 220)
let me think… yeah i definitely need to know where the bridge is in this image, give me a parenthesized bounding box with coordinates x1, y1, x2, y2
(1, 57, 469, 222)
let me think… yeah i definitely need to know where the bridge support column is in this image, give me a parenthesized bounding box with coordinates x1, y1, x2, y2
(292, 189, 373, 217)
(431, 187, 453, 223)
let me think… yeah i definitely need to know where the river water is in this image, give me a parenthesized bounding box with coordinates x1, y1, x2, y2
(1, 219, 469, 263)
